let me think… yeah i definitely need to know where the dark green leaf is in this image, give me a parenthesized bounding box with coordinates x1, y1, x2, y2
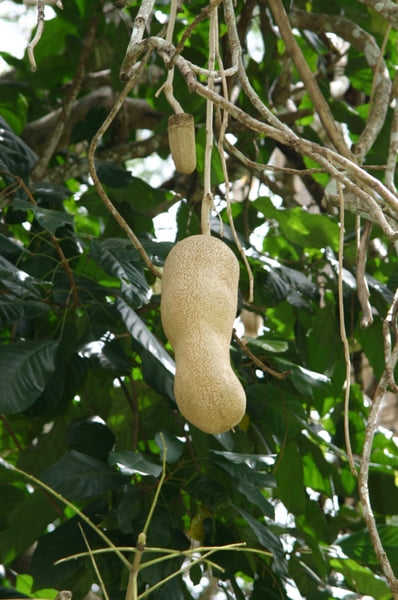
(211, 451, 275, 488)
(275, 440, 307, 515)
(13, 199, 74, 235)
(0, 340, 58, 413)
(41, 450, 125, 500)
(109, 450, 162, 477)
(155, 431, 184, 463)
(116, 298, 175, 400)
(67, 417, 115, 462)
(234, 506, 284, 553)
(0, 116, 37, 178)
(338, 525, 398, 569)
(0, 491, 59, 564)
(254, 198, 339, 250)
(90, 238, 150, 307)
(95, 159, 133, 188)
(329, 557, 390, 599)
(30, 500, 107, 590)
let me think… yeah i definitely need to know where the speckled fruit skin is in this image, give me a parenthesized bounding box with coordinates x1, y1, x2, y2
(167, 113, 196, 174)
(160, 234, 246, 434)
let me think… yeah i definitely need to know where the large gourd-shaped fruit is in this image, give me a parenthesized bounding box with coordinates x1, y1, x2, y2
(160, 234, 246, 434)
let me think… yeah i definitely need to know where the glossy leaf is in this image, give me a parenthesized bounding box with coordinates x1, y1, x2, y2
(41, 450, 126, 500)
(116, 298, 175, 400)
(109, 450, 162, 477)
(13, 198, 74, 235)
(0, 340, 58, 413)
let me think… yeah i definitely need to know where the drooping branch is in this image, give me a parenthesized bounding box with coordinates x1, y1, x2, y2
(289, 9, 392, 163)
(337, 183, 357, 476)
(26, 0, 45, 71)
(125, 34, 398, 236)
(22, 87, 162, 155)
(386, 72, 398, 192)
(88, 49, 162, 278)
(359, 291, 398, 598)
(201, 3, 217, 236)
(356, 0, 398, 29)
(267, 0, 351, 158)
(120, 0, 156, 79)
(356, 220, 373, 328)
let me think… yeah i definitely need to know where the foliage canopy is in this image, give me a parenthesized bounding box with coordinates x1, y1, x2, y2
(1, 1, 398, 599)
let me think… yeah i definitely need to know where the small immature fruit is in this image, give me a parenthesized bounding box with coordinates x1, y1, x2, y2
(167, 113, 196, 174)
(160, 234, 246, 434)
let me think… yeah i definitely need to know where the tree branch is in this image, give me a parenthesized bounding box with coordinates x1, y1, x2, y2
(356, 220, 373, 328)
(32, 14, 100, 180)
(267, 0, 350, 157)
(290, 9, 392, 163)
(356, 0, 398, 29)
(359, 295, 398, 597)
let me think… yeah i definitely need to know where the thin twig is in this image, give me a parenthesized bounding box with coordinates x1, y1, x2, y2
(125, 433, 167, 600)
(27, 0, 45, 72)
(87, 53, 162, 279)
(386, 72, 398, 192)
(267, 0, 350, 157)
(155, 0, 184, 113)
(215, 50, 254, 302)
(78, 524, 110, 600)
(232, 330, 290, 380)
(201, 4, 217, 236)
(51, 237, 80, 307)
(356, 219, 373, 328)
(359, 335, 398, 597)
(2, 462, 131, 569)
(382, 288, 398, 393)
(337, 183, 357, 476)
(3, 171, 80, 307)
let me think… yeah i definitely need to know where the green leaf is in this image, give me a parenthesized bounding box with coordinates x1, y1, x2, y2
(329, 557, 390, 599)
(116, 298, 175, 401)
(13, 199, 74, 235)
(155, 431, 184, 463)
(254, 197, 339, 250)
(0, 295, 24, 327)
(90, 238, 150, 307)
(186, 474, 228, 508)
(0, 340, 58, 413)
(0, 491, 59, 564)
(95, 158, 133, 187)
(247, 337, 288, 353)
(31, 182, 73, 207)
(0, 116, 37, 179)
(275, 440, 307, 515)
(338, 525, 398, 569)
(30, 500, 107, 590)
(272, 357, 331, 396)
(211, 451, 276, 488)
(235, 480, 275, 519)
(234, 506, 284, 553)
(67, 417, 115, 462)
(0, 255, 45, 299)
(41, 450, 126, 500)
(109, 450, 162, 477)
